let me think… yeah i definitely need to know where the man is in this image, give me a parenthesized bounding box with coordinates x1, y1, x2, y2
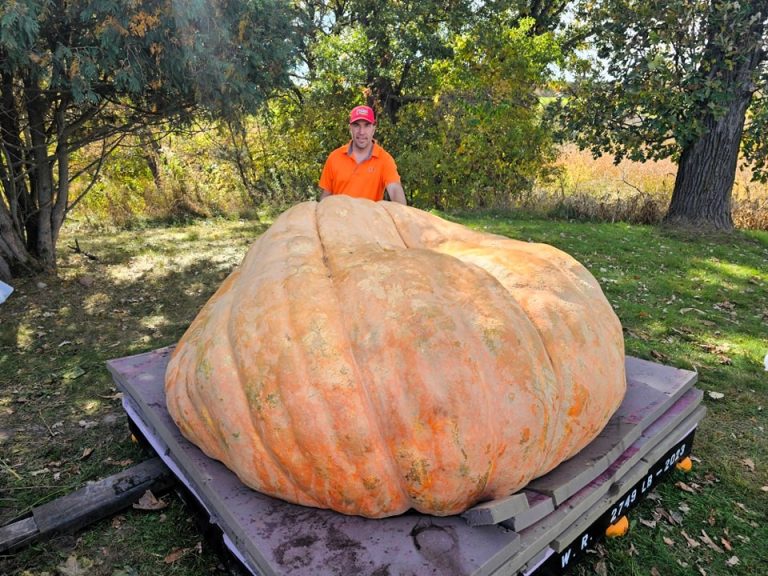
(318, 105, 407, 205)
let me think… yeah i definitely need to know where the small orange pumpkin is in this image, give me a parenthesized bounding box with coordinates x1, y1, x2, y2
(165, 196, 626, 518)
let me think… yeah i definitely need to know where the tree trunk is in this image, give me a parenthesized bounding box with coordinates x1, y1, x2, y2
(663, 8, 764, 232)
(664, 98, 749, 231)
(25, 78, 58, 272)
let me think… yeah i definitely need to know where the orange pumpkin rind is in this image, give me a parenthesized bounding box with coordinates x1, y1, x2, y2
(165, 196, 627, 518)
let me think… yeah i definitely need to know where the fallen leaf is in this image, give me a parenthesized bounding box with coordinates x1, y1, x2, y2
(658, 507, 683, 525)
(678, 502, 690, 514)
(78, 419, 98, 429)
(594, 559, 608, 576)
(650, 349, 668, 362)
(639, 518, 657, 529)
(80, 447, 94, 460)
(628, 542, 638, 556)
(112, 566, 141, 576)
(133, 489, 167, 511)
(663, 536, 675, 546)
(679, 307, 706, 315)
(721, 537, 733, 552)
(57, 554, 93, 576)
(741, 458, 755, 472)
(651, 568, 661, 576)
(681, 530, 700, 549)
(708, 391, 725, 400)
(164, 547, 190, 564)
(761, 486, 768, 492)
(726, 556, 740, 567)
(675, 481, 697, 494)
(61, 366, 86, 380)
(717, 354, 732, 365)
(700, 530, 724, 553)
(734, 502, 755, 515)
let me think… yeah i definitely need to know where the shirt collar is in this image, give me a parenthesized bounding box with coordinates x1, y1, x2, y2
(346, 140, 380, 160)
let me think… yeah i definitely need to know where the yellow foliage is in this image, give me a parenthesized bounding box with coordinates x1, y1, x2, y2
(129, 11, 160, 38)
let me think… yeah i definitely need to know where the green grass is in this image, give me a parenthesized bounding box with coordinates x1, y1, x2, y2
(1, 212, 766, 575)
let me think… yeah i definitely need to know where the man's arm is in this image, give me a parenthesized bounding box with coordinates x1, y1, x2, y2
(385, 182, 406, 205)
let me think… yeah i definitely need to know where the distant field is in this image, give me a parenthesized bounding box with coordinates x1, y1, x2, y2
(533, 145, 768, 229)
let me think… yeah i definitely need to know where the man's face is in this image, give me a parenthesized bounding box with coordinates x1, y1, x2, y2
(349, 120, 375, 151)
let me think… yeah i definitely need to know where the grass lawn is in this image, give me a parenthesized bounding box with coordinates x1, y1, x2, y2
(1, 211, 766, 576)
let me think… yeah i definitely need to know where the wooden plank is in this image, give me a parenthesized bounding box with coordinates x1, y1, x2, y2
(32, 457, 174, 537)
(639, 406, 707, 469)
(525, 359, 697, 506)
(0, 458, 173, 554)
(462, 493, 530, 527)
(487, 406, 705, 574)
(607, 392, 704, 496)
(499, 491, 555, 532)
(500, 387, 701, 534)
(551, 407, 706, 552)
(110, 349, 523, 576)
(0, 517, 38, 553)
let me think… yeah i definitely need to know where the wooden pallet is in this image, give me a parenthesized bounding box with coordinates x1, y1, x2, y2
(107, 348, 703, 576)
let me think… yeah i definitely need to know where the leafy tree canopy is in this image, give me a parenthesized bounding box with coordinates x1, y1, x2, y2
(556, 0, 767, 169)
(0, 0, 298, 279)
(553, 0, 767, 230)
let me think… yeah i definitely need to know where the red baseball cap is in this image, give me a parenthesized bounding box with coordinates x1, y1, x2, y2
(349, 105, 376, 124)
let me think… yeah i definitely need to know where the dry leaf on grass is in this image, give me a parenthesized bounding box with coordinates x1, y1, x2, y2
(707, 391, 725, 400)
(681, 530, 701, 548)
(57, 554, 93, 576)
(164, 547, 191, 564)
(650, 349, 668, 362)
(675, 481, 697, 493)
(594, 559, 608, 576)
(700, 530, 724, 553)
(679, 307, 707, 315)
(741, 458, 755, 472)
(132, 489, 167, 511)
(663, 536, 675, 546)
(726, 556, 740, 567)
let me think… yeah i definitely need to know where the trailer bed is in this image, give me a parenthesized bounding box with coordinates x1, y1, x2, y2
(107, 348, 703, 576)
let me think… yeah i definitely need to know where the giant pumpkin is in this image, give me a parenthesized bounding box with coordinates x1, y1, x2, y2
(165, 196, 626, 518)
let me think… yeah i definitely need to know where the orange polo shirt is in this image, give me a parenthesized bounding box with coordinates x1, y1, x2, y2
(318, 141, 401, 202)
